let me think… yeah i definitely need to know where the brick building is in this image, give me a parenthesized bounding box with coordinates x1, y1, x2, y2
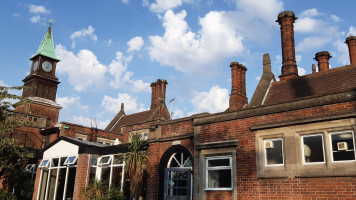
(17, 10, 356, 200)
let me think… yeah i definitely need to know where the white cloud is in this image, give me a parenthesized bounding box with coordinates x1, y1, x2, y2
(55, 44, 107, 91)
(189, 86, 229, 115)
(295, 17, 320, 33)
(101, 93, 146, 114)
(108, 52, 150, 92)
(331, 15, 341, 22)
(275, 55, 282, 64)
(71, 116, 109, 129)
(122, 0, 129, 4)
(142, 0, 149, 6)
(235, 0, 284, 24)
(150, 0, 191, 13)
(56, 42, 150, 92)
(223, 0, 283, 41)
(57, 96, 89, 111)
(296, 36, 330, 51)
(333, 39, 349, 65)
(148, 10, 243, 74)
(29, 5, 50, 14)
(70, 26, 98, 48)
(298, 67, 306, 76)
(296, 55, 302, 63)
(255, 76, 261, 81)
(127, 36, 144, 52)
(349, 26, 356, 36)
(30, 15, 41, 23)
(107, 39, 112, 46)
(12, 13, 20, 17)
(300, 8, 319, 17)
(172, 108, 184, 119)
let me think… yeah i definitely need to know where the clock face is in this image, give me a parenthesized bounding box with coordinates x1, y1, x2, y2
(42, 61, 53, 72)
(33, 61, 39, 71)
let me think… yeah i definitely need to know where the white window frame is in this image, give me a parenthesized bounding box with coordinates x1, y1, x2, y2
(301, 134, 325, 165)
(39, 159, 50, 168)
(264, 138, 284, 166)
(95, 154, 126, 191)
(36, 156, 78, 200)
(329, 130, 356, 163)
(99, 156, 112, 166)
(63, 155, 78, 165)
(205, 156, 233, 191)
(25, 164, 36, 173)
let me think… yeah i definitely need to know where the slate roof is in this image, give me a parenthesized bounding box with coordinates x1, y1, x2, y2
(109, 110, 154, 133)
(42, 136, 130, 155)
(263, 65, 356, 105)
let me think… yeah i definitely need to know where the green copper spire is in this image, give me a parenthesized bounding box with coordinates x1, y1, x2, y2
(30, 26, 60, 61)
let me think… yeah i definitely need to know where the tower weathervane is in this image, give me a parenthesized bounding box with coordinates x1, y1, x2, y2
(49, 19, 54, 27)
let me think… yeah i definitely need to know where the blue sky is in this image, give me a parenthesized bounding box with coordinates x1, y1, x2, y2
(1, 0, 355, 129)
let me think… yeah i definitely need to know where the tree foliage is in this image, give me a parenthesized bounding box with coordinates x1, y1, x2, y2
(124, 133, 149, 200)
(0, 85, 33, 199)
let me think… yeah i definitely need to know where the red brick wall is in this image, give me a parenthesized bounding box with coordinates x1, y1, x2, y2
(15, 103, 60, 126)
(198, 101, 356, 199)
(32, 159, 43, 200)
(161, 120, 193, 138)
(146, 139, 194, 200)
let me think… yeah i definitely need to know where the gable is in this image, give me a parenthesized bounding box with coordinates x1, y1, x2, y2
(43, 140, 79, 158)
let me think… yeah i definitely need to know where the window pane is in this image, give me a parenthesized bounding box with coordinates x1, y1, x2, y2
(52, 158, 59, 167)
(208, 169, 231, 188)
(331, 132, 355, 161)
(64, 156, 77, 165)
(65, 167, 77, 199)
(265, 139, 284, 165)
(112, 167, 123, 188)
(91, 156, 98, 166)
(208, 158, 230, 167)
(55, 168, 66, 200)
(47, 169, 57, 200)
(39, 159, 49, 168)
(100, 156, 111, 165)
(113, 155, 123, 165)
(303, 135, 324, 163)
(38, 170, 48, 200)
(101, 167, 110, 188)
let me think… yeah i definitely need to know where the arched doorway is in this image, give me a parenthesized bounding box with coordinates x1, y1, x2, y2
(158, 145, 193, 200)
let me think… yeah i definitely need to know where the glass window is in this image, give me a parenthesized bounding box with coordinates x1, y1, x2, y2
(99, 156, 112, 166)
(39, 159, 50, 168)
(302, 134, 325, 164)
(64, 155, 78, 165)
(264, 138, 284, 165)
(206, 156, 232, 190)
(330, 131, 356, 162)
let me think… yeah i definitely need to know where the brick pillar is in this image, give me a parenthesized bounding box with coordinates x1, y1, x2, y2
(345, 36, 356, 65)
(32, 159, 43, 200)
(314, 51, 331, 72)
(276, 11, 298, 81)
(229, 62, 248, 111)
(73, 154, 90, 200)
(150, 82, 157, 109)
(146, 143, 160, 200)
(312, 64, 316, 73)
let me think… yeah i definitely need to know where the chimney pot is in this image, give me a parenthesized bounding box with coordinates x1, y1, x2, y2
(277, 11, 299, 81)
(263, 53, 272, 73)
(312, 64, 316, 73)
(229, 62, 247, 111)
(314, 51, 331, 72)
(345, 36, 356, 65)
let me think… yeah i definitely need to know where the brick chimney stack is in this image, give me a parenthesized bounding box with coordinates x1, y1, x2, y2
(150, 79, 168, 109)
(276, 11, 299, 81)
(229, 62, 247, 111)
(314, 51, 331, 72)
(345, 36, 356, 65)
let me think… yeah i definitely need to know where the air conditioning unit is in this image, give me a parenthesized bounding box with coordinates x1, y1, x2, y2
(265, 141, 274, 148)
(337, 142, 348, 151)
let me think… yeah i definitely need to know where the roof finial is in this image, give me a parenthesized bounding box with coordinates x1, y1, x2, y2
(49, 19, 54, 28)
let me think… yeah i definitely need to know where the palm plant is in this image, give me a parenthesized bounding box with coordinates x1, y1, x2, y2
(124, 133, 149, 200)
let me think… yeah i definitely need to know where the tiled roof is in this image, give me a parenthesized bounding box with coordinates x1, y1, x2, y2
(264, 65, 356, 105)
(110, 110, 154, 133)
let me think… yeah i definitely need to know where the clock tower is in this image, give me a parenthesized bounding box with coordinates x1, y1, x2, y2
(22, 25, 60, 101)
(15, 25, 62, 127)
